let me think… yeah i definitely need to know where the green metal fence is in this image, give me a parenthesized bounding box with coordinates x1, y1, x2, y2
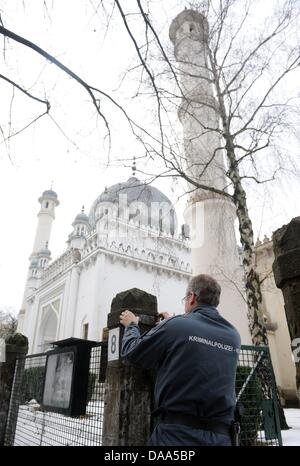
(237, 345, 282, 446)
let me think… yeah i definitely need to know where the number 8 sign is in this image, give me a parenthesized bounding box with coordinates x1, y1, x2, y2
(108, 327, 120, 362)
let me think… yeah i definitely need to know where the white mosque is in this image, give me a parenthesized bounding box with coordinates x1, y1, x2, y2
(17, 9, 297, 405)
(17, 177, 192, 354)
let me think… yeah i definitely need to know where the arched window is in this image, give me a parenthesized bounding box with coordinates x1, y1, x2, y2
(38, 303, 59, 350)
(45, 201, 49, 208)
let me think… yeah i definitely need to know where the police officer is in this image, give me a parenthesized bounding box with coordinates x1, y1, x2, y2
(120, 274, 241, 446)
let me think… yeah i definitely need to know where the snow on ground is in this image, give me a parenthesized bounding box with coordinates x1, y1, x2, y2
(13, 404, 300, 446)
(282, 409, 300, 446)
(14, 401, 104, 446)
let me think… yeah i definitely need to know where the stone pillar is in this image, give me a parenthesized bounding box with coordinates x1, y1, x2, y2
(0, 333, 28, 445)
(64, 262, 80, 337)
(272, 217, 300, 403)
(102, 288, 158, 446)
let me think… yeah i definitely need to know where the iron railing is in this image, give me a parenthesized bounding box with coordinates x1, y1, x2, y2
(4, 344, 107, 446)
(236, 345, 282, 446)
(4, 343, 282, 446)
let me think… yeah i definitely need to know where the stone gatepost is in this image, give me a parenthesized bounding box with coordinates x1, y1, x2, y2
(272, 217, 300, 404)
(102, 288, 158, 446)
(0, 333, 28, 445)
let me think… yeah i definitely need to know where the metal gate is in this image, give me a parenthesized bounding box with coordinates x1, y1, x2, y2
(236, 345, 282, 446)
(4, 343, 107, 446)
(4, 344, 282, 446)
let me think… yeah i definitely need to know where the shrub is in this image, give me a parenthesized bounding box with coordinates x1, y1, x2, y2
(20, 365, 97, 407)
(20, 366, 45, 404)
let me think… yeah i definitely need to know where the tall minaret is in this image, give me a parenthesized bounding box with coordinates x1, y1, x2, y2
(18, 189, 59, 333)
(31, 189, 60, 254)
(170, 10, 251, 343)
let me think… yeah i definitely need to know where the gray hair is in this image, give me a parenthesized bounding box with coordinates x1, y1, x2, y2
(187, 274, 221, 307)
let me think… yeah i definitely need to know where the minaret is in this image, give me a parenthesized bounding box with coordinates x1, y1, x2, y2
(67, 206, 90, 250)
(17, 189, 59, 333)
(31, 190, 59, 254)
(170, 10, 251, 343)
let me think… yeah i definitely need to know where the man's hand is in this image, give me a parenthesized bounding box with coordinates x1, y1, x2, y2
(120, 310, 139, 327)
(156, 312, 173, 324)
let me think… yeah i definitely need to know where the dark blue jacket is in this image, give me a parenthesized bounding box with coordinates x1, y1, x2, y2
(121, 305, 241, 446)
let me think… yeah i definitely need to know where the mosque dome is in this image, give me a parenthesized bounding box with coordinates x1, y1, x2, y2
(72, 206, 90, 231)
(38, 189, 59, 206)
(42, 189, 58, 199)
(89, 176, 177, 234)
(37, 241, 51, 260)
(38, 246, 51, 257)
(73, 211, 90, 225)
(69, 208, 90, 242)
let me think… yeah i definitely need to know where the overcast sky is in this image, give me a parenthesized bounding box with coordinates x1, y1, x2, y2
(0, 0, 299, 314)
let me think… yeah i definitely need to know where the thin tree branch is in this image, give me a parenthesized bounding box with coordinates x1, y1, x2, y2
(114, 0, 166, 156)
(0, 24, 111, 146)
(0, 73, 50, 110)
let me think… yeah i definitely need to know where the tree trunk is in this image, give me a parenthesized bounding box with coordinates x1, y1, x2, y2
(207, 49, 268, 346)
(204, 51, 289, 427)
(224, 136, 289, 429)
(224, 136, 268, 345)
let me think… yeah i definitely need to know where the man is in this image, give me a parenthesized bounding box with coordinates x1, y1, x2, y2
(120, 274, 241, 446)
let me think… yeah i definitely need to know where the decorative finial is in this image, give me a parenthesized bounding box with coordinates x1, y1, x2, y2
(81, 205, 85, 214)
(132, 156, 136, 177)
(104, 186, 108, 194)
(45, 241, 49, 249)
(50, 180, 54, 190)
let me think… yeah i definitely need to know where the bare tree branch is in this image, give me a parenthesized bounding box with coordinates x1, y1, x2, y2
(0, 73, 50, 110)
(0, 24, 111, 147)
